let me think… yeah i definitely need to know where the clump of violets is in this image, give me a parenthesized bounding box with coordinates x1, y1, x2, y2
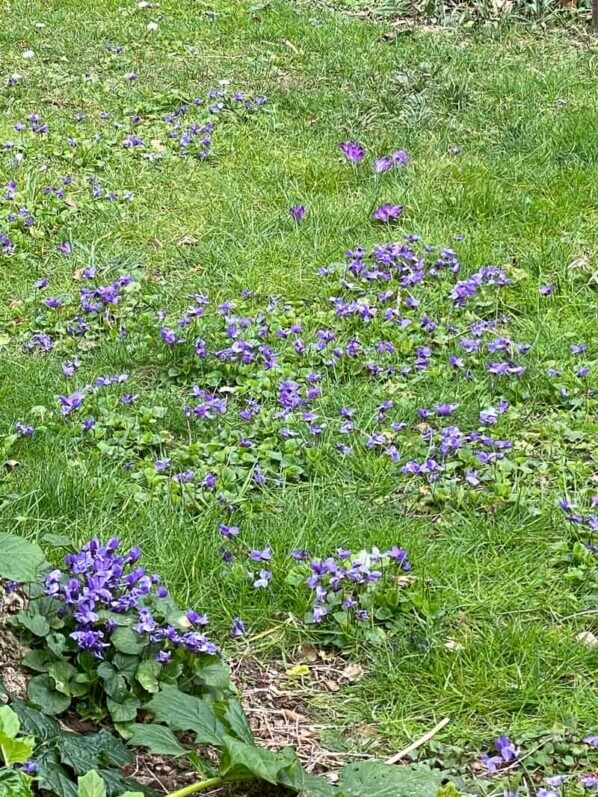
(288, 546, 413, 642)
(43, 537, 218, 660)
(374, 150, 410, 173)
(481, 735, 519, 773)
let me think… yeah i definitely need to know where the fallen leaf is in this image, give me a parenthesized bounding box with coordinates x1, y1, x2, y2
(0, 334, 11, 347)
(324, 679, 340, 692)
(444, 639, 464, 652)
(568, 254, 590, 271)
(4, 460, 20, 471)
(576, 631, 597, 647)
(283, 39, 299, 54)
(296, 642, 318, 662)
(177, 235, 198, 245)
(64, 197, 77, 209)
(341, 663, 364, 683)
(281, 708, 307, 723)
(286, 664, 310, 678)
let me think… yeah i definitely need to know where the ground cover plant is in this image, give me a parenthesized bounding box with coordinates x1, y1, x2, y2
(0, 0, 597, 794)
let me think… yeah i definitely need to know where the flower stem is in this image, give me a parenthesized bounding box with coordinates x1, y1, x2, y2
(167, 776, 223, 797)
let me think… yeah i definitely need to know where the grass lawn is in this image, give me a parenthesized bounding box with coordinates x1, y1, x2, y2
(1, 0, 597, 774)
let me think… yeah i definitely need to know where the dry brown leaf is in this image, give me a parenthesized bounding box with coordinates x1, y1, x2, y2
(576, 631, 597, 647)
(444, 639, 464, 652)
(296, 642, 318, 662)
(281, 708, 307, 723)
(324, 679, 340, 692)
(341, 663, 364, 683)
(283, 39, 299, 54)
(177, 235, 198, 246)
(64, 197, 77, 209)
(568, 254, 590, 271)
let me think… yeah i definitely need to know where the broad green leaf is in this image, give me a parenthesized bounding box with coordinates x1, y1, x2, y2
(111, 627, 146, 656)
(135, 659, 161, 693)
(28, 674, 72, 715)
(36, 747, 79, 797)
(0, 730, 35, 766)
(219, 735, 283, 785)
(22, 649, 53, 672)
(0, 533, 45, 582)
(107, 696, 140, 723)
(59, 728, 131, 775)
(146, 686, 225, 745)
(337, 762, 443, 797)
(126, 723, 186, 756)
(49, 661, 79, 696)
(113, 654, 139, 679)
(295, 772, 337, 797)
(194, 657, 234, 691)
(0, 705, 20, 738)
(77, 771, 106, 797)
(47, 633, 67, 657)
(0, 769, 34, 797)
(97, 663, 128, 701)
(219, 698, 254, 744)
(10, 700, 61, 741)
(13, 608, 50, 637)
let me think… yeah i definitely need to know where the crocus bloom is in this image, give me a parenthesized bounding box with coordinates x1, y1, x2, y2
(339, 140, 365, 162)
(372, 203, 403, 223)
(289, 204, 306, 223)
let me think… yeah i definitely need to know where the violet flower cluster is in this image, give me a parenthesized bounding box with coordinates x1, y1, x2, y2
(44, 537, 218, 659)
(300, 546, 412, 625)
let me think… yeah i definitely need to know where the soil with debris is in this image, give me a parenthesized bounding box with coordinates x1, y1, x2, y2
(1, 590, 359, 794)
(0, 585, 29, 700)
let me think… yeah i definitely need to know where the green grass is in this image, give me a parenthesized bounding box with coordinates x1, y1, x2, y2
(1, 0, 597, 765)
